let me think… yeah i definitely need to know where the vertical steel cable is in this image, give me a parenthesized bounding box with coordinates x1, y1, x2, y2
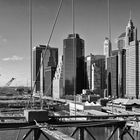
(108, 0, 111, 42)
(29, 0, 32, 93)
(31, 0, 64, 103)
(72, 0, 76, 117)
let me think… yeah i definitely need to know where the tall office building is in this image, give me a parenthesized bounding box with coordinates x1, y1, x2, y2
(117, 32, 126, 50)
(41, 46, 58, 96)
(125, 18, 139, 98)
(63, 34, 87, 95)
(33, 45, 46, 92)
(85, 53, 94, 90)
(85, 54, 106, 97)
(104, 37, 112, 69)
(117, 33, 126, 97)
(104, 37, 112, 97)
(107, 51, 119, 97)
(107, 17, 140, 99)
(53, 55, 63, 99)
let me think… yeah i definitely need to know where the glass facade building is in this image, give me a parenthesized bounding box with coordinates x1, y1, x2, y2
(63, 34, 86, 95)
(42, 46, 58, 96)
(33, 45, 46, 92)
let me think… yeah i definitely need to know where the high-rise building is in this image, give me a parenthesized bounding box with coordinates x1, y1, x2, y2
(33, 45, 46, 92)
(44, 66, 56, 96)
(85, 54, 106, 97)
(125, 18, 139, 98)
(41, 46, 58, 96)
(63, 34, 86, 95)
(104, 37, 112, 69)
(85, 53, 94, 90)
(117, 32, 126, 50)
(53, 55, 63, 99)
(104, 37, 112, 97)
(107, 51, 119, 97)
(107, 17, 139, 99)
(117, 33, 126, 97)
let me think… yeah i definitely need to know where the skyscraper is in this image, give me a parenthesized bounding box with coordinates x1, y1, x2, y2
(107, 17, 139, 99)
(33, 45, 46, 92)
(125, 18, 139, 98)
(41, 46, 58, 96)
(53, 55, 63, 99)
(104, 37, 112, 97)
(63, 34, 86, 96)
(85, 54, 106, 97)
(107, 51, 119, 97)
(85, 53, 94, 90)
(104, 37, 112, 69)
(117, 33, 126, 97)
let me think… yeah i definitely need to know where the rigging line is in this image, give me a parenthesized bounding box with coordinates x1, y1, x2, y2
(32, 0, 64, 96)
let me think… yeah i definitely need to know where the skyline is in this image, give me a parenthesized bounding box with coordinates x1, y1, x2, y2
(0, 0, 140, 86)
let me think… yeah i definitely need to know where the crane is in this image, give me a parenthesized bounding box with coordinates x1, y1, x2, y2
(5, 78, 15, 87)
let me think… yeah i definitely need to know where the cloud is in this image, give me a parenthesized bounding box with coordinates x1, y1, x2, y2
(2, 55, 23, 61)
(0, 35, 7, 45)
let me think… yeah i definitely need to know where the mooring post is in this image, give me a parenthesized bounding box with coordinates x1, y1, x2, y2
(79, 127, 84, 140)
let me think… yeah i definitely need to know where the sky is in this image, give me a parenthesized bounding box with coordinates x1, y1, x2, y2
(0, 0, 140, 86)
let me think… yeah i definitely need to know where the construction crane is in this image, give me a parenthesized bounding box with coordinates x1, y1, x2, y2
(0, 78, 16, 96)
(5, 78, 15, 87)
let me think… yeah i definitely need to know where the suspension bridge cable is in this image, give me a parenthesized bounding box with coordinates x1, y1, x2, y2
(31, 0, 64, 99)
(29, 0, 33, 93)
(72, 0, 77, 118)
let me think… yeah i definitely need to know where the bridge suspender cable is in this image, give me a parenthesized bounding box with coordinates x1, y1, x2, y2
(72, 0, 77, 118)
(108, 0, 111, 42)
(28, 0, 64, 108)
(32, 0, 63, 94)
(29, 0, 32, 93)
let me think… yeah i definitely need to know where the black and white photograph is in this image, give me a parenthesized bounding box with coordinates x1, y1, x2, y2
(0, 0, 140, 139)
